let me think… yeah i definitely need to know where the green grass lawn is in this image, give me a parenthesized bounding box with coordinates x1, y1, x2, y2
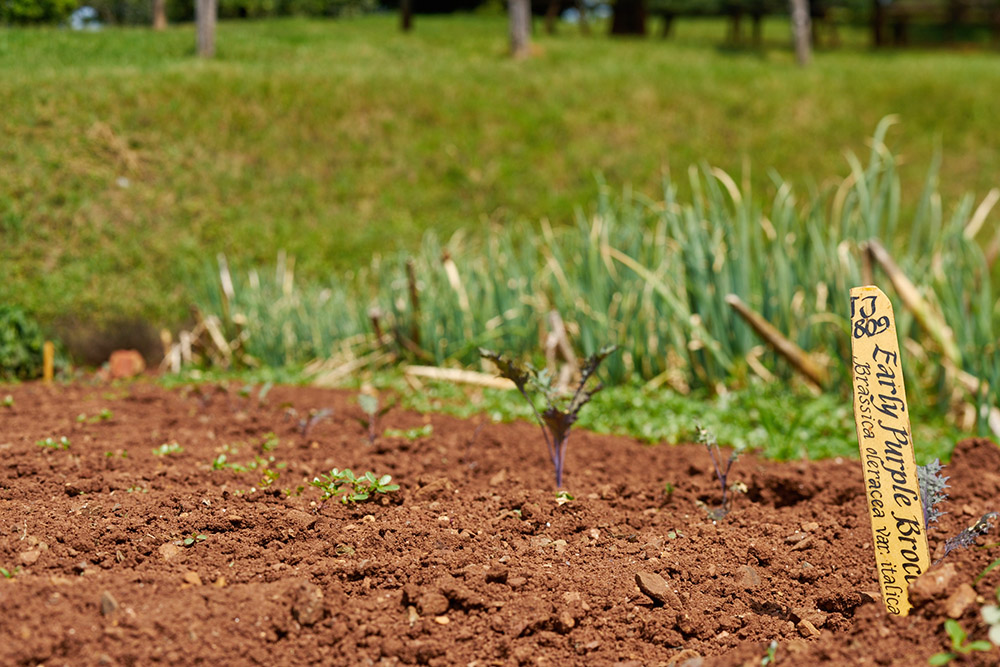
(2, 14, 1000, 331)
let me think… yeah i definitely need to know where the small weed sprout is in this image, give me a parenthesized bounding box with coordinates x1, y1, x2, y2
(152, 442, 183, 456)
(384, 424, 432, 440)
(1, 566, 22, 579)
(356, 394, 392, 445)
(555, 490, 574, 506)
(310, 469, 399, 504)
(2, 395, 12, 408)
(929, 619, 993, 665)
(36, 436, 70, 450)
(177, 533, 207, 548)
(480, 345, 616, 488)
(697, 425, 743, 518)
(76, 409, 113, 424)
(760, 640, 778, 666)
(261, 432, 280, 452)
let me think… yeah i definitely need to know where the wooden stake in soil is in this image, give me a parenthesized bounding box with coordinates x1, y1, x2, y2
(849, 285, 930, 616)
(43, 341, 54, 383)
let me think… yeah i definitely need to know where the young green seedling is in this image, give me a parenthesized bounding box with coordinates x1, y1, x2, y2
(177, 534, 207, 548)
(36, 437, 70, 450)
(928, 619, 993, 665)
(2, 395, 13, 408)
(384, 424, 433, 440)
(480, 345, 616, 488)
(152, 442, 184, 456)
(310, 468, 399, 504)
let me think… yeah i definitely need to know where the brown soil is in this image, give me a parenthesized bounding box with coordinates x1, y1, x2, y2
(1, 381, 999, 666)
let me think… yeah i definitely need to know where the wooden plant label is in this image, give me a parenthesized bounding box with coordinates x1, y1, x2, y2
(850, 286, 930, 616)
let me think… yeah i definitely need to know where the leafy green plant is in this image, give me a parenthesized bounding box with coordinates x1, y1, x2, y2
(481, 345, 616, 488)
(929, 619, 993, 665)
(310, 468, 399, 504)
(36, 436, 70, 450)
(384, 424, 432, 440)
(357, 394, 392, 445)
(0, 306, 46, 381)
(152, 442, 184, 456)
(696, 424, 744, 518)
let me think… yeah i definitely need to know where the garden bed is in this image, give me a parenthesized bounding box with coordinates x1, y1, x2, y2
(1, 381, 998, 665)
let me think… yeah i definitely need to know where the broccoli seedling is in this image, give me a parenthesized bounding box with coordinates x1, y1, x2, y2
(356, 394, 393, 445)
(919, 460, 997, 562)
(310, 468, 399, 504)
(299, 408, 333, 438)
(696, 425, 743, 518)
(481, 345, 616, 488)
(918, 459, 950, 530)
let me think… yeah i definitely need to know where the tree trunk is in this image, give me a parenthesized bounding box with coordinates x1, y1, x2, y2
(789, 0, 811, 65)
(610, 0, 646, 35)
(509, 0, 532, 57)
(545, 0, 559, 34)
(575, 0, 589, 34)
(152, 0, 166, 30)
(400, 0, 413, 32)
(872, 0, 885, 46)
(196, 0, 217, 57)
(660, 12, 674, 38)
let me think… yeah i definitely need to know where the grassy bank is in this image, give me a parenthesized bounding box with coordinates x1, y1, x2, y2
(2, 14, 1000, 330)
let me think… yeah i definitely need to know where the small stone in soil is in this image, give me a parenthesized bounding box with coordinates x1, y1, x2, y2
(737, 565, 761, 590)
(797, 619, 821, 639)
(19, 550, 40, 565)
(635, 571, 678, 607)
(158, 543, 181, 561)
(945, 583, 977, 619)
(100, 591, 119, 616)
(417, 592, 449, 616)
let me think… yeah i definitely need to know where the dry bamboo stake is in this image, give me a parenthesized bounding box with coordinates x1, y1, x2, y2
(865, 240, 962, 368)
(724, 294, 828, 390)
(43, 341, 54, 383)
(404, 365, 516, 390)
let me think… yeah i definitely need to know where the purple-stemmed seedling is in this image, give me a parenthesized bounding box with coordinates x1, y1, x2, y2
(696, 425, 742, 518)
(481, 345, 616, 488)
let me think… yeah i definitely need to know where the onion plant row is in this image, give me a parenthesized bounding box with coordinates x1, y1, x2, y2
(194, 120, 1000, 435)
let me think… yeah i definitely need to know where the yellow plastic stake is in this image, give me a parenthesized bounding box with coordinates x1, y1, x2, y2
(43, 341, 54, 383)
(850, 286, 930, 616)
